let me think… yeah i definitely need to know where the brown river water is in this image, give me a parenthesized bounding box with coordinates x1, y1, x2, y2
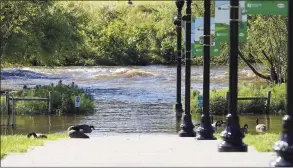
(0, 65, 283, 135)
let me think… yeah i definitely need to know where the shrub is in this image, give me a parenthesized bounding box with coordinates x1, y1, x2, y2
(12, 81, 95, 115)
(191, 83, 286, 115)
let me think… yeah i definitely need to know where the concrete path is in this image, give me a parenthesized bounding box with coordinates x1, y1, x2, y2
(1, 134, 277, 167)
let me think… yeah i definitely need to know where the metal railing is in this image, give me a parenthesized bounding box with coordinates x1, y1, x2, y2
(0, 92, 52, 127)
(225, 91, 271, 115)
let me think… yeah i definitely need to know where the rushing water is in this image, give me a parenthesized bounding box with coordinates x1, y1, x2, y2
(0, 65, 283, 135)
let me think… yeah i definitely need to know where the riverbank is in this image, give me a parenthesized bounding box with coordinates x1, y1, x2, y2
(1, 133, 68, 159)
(1, 132, 279, 160)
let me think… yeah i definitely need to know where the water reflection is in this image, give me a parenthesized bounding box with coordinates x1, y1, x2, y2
(0, 113, 282, 135)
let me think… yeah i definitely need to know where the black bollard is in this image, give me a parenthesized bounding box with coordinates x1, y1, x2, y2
(178, 0, 196, 137)
(218, 0, 247, 152)
(270, 0, 293, 166)
(195, 0, 216, 140)
(174, 0, 185, 119)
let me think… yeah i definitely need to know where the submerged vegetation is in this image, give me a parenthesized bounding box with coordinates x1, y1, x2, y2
(191, 83, 286, 115)
(5, 81, 95, 115)
(0, 133, 68, 159)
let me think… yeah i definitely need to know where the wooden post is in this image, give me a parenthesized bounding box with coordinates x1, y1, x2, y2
(1, 103, 4, 126)
(5, 92, 10, 126)
(48, 92, 52, 114)
(11, 96, 15, 128)
(265, 91, 271, 115)
(225, 92, 230, 115)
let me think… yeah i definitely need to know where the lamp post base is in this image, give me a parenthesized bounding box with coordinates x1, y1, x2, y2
(195, 114, 217, 140)
(270, 156, 293, 167)
(218, 141, 248, 152)
(270, 115, 293, 167)
(218, 114, 248, 152)
(178, 115, 196, 137)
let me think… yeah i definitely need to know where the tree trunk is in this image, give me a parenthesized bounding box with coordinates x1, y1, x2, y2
(238, 50, 272, 81)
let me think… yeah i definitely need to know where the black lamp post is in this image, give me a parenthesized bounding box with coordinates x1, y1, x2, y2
(128, 0, 132, 5)
(270, 0, 293, 166)
(178, 0, 196, 137)
(174, 0, 184, 119)
(195, 0, 216, 140)
(218, 0, 247, 152)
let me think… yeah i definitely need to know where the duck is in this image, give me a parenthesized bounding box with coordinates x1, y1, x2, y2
(68, 124, 95, 133)
(68, 126, 90, 139)
(256, 119, 267, 133)
(218, 120, 227, 127)
(211, 116, 222, 130)
(27, 132, 47, 139)
(240, 124, 249, 134)
(194, 123, 201, 127)
(211, 121, 222, 130)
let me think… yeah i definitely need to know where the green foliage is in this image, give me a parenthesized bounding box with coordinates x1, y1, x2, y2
(12, 82, 95, 115)
(191, 84, 286, 115)
(1, 1, 288, 69)
(190, 89, 201, 113)
(0, 1, 224, 67)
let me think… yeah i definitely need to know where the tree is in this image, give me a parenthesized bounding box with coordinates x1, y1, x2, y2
(239, 15, 288, 84)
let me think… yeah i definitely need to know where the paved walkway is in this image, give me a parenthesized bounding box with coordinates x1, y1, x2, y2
(1, 134, 277, 167)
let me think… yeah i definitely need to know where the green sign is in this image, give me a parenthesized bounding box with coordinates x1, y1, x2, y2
(246, 0, 288, 15)
(193, 17, 220, 56)
(215, 1, 247, 42)
(183, 21, 196, 57)
(198, 95, 203, 108)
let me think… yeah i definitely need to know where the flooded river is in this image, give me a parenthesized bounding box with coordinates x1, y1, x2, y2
(0, 65, 283, 135)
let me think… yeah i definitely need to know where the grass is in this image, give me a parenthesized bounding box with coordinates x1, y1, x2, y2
(1, 133, 68, 159)
(215, 133, 281, 152)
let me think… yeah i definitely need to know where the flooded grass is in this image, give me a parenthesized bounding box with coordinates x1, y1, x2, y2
(1, 133, 68, 159)
(215, 133, 280, 152)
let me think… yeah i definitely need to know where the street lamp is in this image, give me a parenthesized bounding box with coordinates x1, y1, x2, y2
(173, 0, 184, 119)
(178, 0, 196, 137)
(270, 0, 293, 166)
(218, 0, 247, 152)
(195, 0, 216, 140)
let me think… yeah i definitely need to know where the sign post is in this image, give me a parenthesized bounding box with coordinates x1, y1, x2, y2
(197, 95, 203, 109)
(218, 0, 248, 152)
(178, 0, 196, 137)
(174, 0, 185, 118)
(75, 96, 80, 114)
(75, 96, 81, 108)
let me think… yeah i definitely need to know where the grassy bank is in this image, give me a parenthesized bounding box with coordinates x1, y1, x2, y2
(215, 133, 280, 152)
(1, 133, 68, 159)
(191, 83, 286, 115)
